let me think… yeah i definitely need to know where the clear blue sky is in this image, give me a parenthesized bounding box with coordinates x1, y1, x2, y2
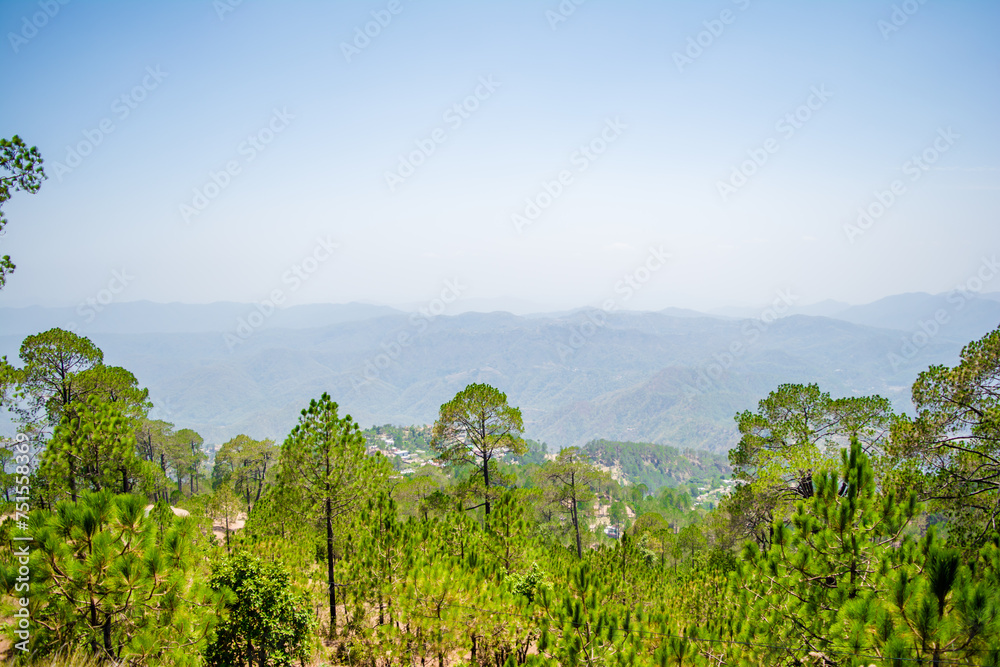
(1, 0, 998, 312)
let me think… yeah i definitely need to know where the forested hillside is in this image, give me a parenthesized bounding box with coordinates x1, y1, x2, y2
(581, 439, 731, 490)
(5, 296, 998, 454)
(3, 324, 1000, 665)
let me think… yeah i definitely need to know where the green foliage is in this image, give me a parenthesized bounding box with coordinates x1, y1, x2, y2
(277, 392, 389, 637)
(508, 438, 549, 467)
(38, 395, 154, 503)
(537, 447, 608, 558)
(205, 551, 314, 667)
(212, 434, 277, 512)
(730, 383, 893, 500)
(432, 383, 527, 520)
(0, 135, 46, 290)
(891, 326, 1000, 546)
(3, 325, 1000, 665)
(0, 490, 223, 664)
(581, 439, 730, 492)
(2, 328, 150, 433)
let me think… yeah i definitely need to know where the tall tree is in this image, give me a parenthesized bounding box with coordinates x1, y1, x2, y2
(277, 393, 388, 637)
(0, 135, 45, 290)
(136, 419, 176, 500)
(175, 428, 206, 494)
(77, 363, 152, 422)
(207, 482, 242, 553)
(3, 328, 103, 431)
(891, 325, 1000, 545)
(730, 383, 894, 500)
(538, 446, 607, 558)
(38, 395, 150, 502)
(432, 383, 526, 521)
(213, 434, 277, 513)
(1, 328, 150, 435)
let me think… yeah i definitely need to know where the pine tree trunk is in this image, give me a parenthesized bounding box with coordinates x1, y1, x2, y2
(571, 486, 582, 559)
(327, 496, 337, 638)
(69, 458, 78, 503)
(483, 452, 491, 523)
(102, 616, 113, 657)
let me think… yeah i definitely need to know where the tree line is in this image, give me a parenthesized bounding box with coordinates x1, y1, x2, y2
(0, 323, 999, 665)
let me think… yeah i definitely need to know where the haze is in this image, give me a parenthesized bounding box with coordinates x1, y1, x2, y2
(1, 0, 998, 314)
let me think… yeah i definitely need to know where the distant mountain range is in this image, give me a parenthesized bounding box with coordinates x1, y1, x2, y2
(1, 292, 998, 452)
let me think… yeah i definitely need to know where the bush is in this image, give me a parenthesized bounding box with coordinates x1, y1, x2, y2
(206, 551, 314, 667)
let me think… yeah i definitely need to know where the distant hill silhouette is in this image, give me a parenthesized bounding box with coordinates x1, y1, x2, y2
(1, 293, 997, 451)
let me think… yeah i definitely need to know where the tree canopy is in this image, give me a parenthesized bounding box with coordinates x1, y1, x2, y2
(0, 135, 45, 290)
(432, 382, 527, 519)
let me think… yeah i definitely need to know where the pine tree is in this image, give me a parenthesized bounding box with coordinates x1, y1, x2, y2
(276, 392, 389, 637)
(1, 490, 224, 664)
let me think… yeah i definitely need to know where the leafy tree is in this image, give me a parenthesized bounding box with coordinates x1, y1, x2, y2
(213, 434, 277, 513)
(716, 482, 777, 550)
(731, 384, 893, 500)
(38, 395, 152, 503)
(205, 551, 314, 667)
(394, 466, 448, 519)
(2, 328, 104, 431)
(0, 135, 45, 290)
(76, 363, 152, 421)
(609, 500, 627, 538)
(277, 392, 388, 637)
(1, 329, 149, 435)
(891, 325, 1000, 546)
(208, 482, 242, 553)
(676, 524, 706, 560)
(538, 447, 608, 558)
(432, 383, 526, 520)
(1, 490, 224, 663)
(137, 419, 179, 500)
(536, 562, 645, 666)
(175, 428, 206, 494)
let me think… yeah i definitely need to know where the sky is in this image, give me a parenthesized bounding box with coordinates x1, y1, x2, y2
(0, 0, 998, 314)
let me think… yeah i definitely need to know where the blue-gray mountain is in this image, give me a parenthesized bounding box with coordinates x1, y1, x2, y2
(1, 293, 997, 452)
